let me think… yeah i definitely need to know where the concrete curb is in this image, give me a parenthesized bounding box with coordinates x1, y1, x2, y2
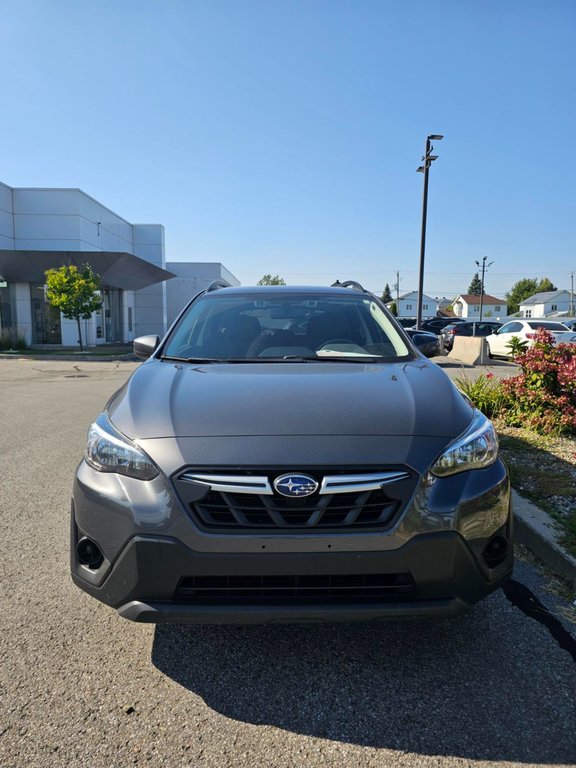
(0, 353, 136, 362)
(513, 489, 576, 588)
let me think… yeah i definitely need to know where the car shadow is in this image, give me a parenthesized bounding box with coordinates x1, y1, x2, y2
(151, 591, 576, 763)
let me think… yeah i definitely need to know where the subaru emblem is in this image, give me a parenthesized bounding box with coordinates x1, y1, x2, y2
(273, 474, 319, 498)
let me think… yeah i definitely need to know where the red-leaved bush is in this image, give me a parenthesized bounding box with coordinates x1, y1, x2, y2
(500, 328, 576, 434)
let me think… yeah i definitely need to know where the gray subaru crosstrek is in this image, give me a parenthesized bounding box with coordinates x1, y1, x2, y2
(71, 281, 512, 623)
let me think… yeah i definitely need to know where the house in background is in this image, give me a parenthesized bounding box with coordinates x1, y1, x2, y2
(518, 290, 575, 318)
(452, 294, 506, 320)
(386, 291, 439, 319)
(0, 180, 239, 345)
(436, 297, 456, 316)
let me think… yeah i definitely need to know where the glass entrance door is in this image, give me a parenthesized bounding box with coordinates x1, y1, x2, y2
(30, 284, 62, 344)
(103, 288, 122, 343)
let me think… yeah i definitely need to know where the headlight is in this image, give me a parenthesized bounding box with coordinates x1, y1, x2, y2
(85, 416, 158, 481)
(431, 409, 498, 477)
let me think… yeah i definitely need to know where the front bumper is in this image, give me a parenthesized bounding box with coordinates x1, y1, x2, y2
(71, 526, 512, 623)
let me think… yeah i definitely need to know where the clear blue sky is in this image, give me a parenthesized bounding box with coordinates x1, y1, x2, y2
(2, 0, 574, 299)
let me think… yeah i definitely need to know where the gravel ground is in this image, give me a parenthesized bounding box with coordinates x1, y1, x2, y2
(1, 359, 575, 768)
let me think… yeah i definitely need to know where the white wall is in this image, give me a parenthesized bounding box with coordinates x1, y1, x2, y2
(0, 182, 14, 250)
(11, 188, 134, 253)
(164, 262, 240, 327)
(61, 314, 97, 347)
(133, 225, 166, 337)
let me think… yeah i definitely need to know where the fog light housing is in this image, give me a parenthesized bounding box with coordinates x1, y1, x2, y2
(483, 535, 509, 567)
(77, 537, 104, 569)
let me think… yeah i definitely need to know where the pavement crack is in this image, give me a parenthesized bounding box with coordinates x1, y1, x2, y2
(503, 579, 576, 663)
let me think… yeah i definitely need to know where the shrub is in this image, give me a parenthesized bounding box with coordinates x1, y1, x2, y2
(505, 335, 528, 358)
(499, 328, 576, 435)
(0, 327, 29, 351)
(455, 372, 506, 419)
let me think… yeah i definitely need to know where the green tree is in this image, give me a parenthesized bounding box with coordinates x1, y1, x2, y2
(468, 272, 482, 295)
(389, 302, 397, 316)
(505, 277, 557, 315)
(505, 278, 539, 315)
(536, 277, 557, 293)
(45, 264, 102, 351)
(257, 274, 286, 285)
(381, 283, 393, 302)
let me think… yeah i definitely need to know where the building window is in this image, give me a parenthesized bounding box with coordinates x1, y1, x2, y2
(0, 282, 16, 330)
(423, 304, 428, 310)
(495, 306, 500, 312)
(525, 310, 532, 318)
(30, 284, 62, 344)
(551, 304, 557, 311)
(473, 306, 479, 312)
(128, 307, 133, 333)
(406, 304, 412, 310)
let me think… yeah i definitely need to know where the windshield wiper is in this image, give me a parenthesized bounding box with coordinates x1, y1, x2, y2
(160, 356, 219, 363)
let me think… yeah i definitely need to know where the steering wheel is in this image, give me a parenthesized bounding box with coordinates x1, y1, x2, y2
(317, 338, 356, 349)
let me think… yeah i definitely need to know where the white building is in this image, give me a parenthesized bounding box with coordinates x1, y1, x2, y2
(452, 294, 505, 320)
(166, 262, 240, 326)
(0, 181, 239, 346)
(518, 290, 575, 318)
(387, 291, 439, 319)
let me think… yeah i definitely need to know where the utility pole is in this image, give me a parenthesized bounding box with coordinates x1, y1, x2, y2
(416, 135, 443, 329)
(393, 271, 400, 305)
(570, 271, 574, 317)
(475, 256, 494, 322)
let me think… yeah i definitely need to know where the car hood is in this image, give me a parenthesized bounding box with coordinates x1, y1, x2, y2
(107, 359, 473, 440)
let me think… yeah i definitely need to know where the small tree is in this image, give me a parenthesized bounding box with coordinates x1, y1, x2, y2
(505, 276, 557, 315)
(468, 272, 482, 295)
(257, 274, 286, 286)
(389, 302, 398, 316)
(45, 264, 102, 351)
(537, 277, 557, 293)
(381, 283, 393, 303)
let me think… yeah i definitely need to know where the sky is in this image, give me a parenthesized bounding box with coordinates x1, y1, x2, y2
(1, 0, 575, 300)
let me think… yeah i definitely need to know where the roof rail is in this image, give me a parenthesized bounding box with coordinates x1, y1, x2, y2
(206, 279, 232, 292)
(331, 280, 366, 293)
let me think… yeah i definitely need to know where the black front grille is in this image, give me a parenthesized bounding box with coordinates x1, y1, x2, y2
(175, 573, 416, 605)
(194, 489, 398, 529)
(173, 467, 418, 533)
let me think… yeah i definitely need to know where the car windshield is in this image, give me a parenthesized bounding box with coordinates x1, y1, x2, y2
(527, 321, 570, 331)
(161, 291, 412, 362)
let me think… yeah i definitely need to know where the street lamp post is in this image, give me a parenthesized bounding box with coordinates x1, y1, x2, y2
(416, 134, 443, 329)
(475, 256, 495, 322)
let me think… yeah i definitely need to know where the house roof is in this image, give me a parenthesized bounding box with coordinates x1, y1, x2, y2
(454, 294, 504, 305)
(519, 290, 570, 306)
(398, 291, 437, 302)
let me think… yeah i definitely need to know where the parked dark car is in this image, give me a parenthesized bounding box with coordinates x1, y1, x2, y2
(71, 281, 511, 624)
(441, 321, 503, 352)
(396, 317, 417, 329)
(405, 328, 440, 357)
(418, 317, 465, 335)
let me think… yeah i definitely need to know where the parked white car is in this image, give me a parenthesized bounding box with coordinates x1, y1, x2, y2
(486, 320, 576, 358)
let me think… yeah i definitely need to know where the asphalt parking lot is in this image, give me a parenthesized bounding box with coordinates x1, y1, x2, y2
(1, 358, 575, 768)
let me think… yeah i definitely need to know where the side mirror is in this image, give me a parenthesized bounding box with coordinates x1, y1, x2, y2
(133, 335, 160, 360)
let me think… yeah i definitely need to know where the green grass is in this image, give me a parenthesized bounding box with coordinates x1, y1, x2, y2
(497, 426, 576, 556)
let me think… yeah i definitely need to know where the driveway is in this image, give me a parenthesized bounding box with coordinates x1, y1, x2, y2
(0, 358, 574, 768)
